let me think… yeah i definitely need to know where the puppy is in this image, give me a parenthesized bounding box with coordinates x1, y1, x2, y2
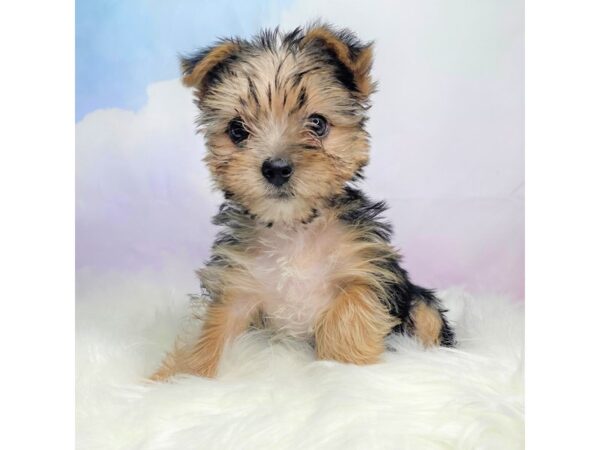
(152, 24, 454, 380)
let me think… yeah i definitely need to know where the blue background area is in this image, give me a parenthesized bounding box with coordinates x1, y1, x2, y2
(76, 0, 292, 120)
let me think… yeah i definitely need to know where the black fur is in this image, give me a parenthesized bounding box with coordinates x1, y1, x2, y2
(320, 46, 358, 92)
(267, 83, 272, 107)
(290, 86, 307, 113)
(247, 76, 259, 105)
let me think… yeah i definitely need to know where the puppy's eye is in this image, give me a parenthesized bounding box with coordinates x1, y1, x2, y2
(228, 118, 249, 145)
(307, 114, 329, 138)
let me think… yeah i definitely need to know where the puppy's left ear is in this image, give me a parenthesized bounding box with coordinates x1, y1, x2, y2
(302, 25, 375, 98)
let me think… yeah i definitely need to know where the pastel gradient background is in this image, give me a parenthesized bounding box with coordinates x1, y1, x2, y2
(76, 0, 523, 300)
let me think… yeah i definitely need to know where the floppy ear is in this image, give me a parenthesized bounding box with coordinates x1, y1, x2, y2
(180, 40, 240, 97)
(301, 25, 375, 97)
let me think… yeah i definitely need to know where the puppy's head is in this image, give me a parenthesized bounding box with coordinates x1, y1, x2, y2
(182, 24, 375, 224)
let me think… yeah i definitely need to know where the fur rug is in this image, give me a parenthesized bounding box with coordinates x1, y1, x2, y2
(76, 270, 523, 450)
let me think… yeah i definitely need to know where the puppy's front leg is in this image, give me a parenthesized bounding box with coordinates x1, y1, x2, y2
(185, 299, 255, 378)
(151, 295, 255, 380)
(315, 285, 396, 365)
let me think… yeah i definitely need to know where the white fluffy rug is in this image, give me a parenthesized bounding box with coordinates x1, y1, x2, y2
(76, 270, 523, 450)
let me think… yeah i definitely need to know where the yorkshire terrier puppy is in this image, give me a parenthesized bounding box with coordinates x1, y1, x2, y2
(152, 24, 454, 380)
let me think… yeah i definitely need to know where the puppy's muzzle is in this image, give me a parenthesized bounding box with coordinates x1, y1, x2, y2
(261, 158, 293, 187)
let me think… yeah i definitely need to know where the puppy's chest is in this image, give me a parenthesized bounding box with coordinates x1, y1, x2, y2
(248, 218, 353, 338)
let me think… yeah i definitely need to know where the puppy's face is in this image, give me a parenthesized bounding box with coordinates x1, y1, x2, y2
(182, 26, 375, 224)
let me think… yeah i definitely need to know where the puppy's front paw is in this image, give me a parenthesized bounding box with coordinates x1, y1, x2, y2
(185, 355, 219, 379)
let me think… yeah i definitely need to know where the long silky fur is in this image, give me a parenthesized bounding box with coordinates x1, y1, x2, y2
(152, 24, 455, 380)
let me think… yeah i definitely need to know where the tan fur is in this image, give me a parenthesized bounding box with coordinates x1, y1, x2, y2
(182, 41, 240, 93)
(200, 209, 402, 338)
(190, 34, 370, 225)
(152, 209, 402, 379)
(315, 284, 396, 364)
(353, 46, 375, 96)
(411, 302, 443, 347)
(302, 26, 374, 97)
(151, 291, 258, 379)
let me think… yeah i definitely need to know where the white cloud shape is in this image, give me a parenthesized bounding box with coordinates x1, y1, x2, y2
(76, 79, 222, 272)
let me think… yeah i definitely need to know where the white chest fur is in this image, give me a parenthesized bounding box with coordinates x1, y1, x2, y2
(248, 215, 349, 338)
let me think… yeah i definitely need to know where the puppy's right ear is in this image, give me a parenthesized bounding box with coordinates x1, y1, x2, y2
(180, 40, 240, 97)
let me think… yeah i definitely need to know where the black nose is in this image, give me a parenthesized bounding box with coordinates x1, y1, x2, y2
(261, 158, 293, 187)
